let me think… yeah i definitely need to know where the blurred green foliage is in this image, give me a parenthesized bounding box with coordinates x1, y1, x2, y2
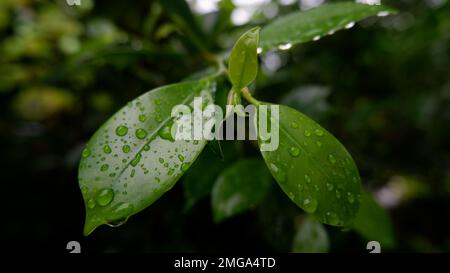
(1, 0, 450, 252)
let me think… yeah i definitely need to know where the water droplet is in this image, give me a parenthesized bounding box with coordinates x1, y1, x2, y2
(115, 125, 128, 136)
(100, 164, 109, 172)
(135, 128, 147, 139)
(106, 202, 134, 226)
(326, 183, 334, 191)
(122, 145, 131, 153)
(269, 163, 287, 183)
(316, 141, 322, 147)
(138, 114, 146, 122)
(335, 190, 341, 199)
(352, 176, 359, 183)
(347, 192, 355, 204)
(181, 163, 189, 172)
(155, 115, 162, 123)
(278, 43, 292, 50)
(87, 198, 96, 209)
(193, 140, 199, 145)
(158, 158, 164, 164)
(290, 121, 299, 129)
(81, 186, 88, 195)
(345, 21, 355, 29)
(304, 130, 311, 137)
(178, 155, 185, 162)
(313, 35, 321, 41)
(103, 145, 112, 154)
(82, 147, 91, 158)
(326, 212, 339, 225)
(289, 146, 300, 157)
(158, 125, 174, 141)
(303, 198, 318, 213)
(130, 153, 141, 167)
(297, 183, 303, 191)
(304, 174, 311, 184)
(143, 144, 150, 151)
(288, 192, 295, 200)
(377, 11, 390, 17)
(257, 47, 263, 54)
(328, 30, 336, 35)
(130, 169, 135, 178)
(314, 129, 324, 136)
(96, 188, 114, 206)
(314, 185, 320, 191)
(328, 154, 336, 164)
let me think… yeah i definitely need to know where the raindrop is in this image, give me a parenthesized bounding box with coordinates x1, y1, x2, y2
(158, 125, 174, 141)
(103, 145, 112, 154)
(326, 211, 339, 225)
(87, 199, 96, 209)
(115, 125, 128, 136)
(159, 158, 164, 164)
(326, 183, 334, 191)
(347, 192, 355, 204)
(130, 169, 135, 178)
(122, 145, 131, 153)
(143, 144, 150, 151)
(106, 203, 134, 226)
(303, 198, 318, 213)
(288, 192, 295, 200)
(100, 164, 109, 172)
(328, 30, 336, 35)
(316, 141, 322, 147)
(135, 128, 147, 139)
(304, 130, 311, 137)
(178, 155, 185, 162)
(313, 35, 321, 41)
(328, 154, 337, 164)
(335, 190, 341, 199)
(314, 129, 324, 136)
(304, 174, 311, 184)
(82, 148, 91, 158)
(278, 43, 292, 50)
(289, 146, 300, 157)
(269, 163, 287, 183)
(96, 188, 114, 206)
(138, 114, 146, 122)
(290, 121, 299, 129)
(181, 163, 189, 171)
(345, 21, 355, 29)
(130, 153, 141, 167)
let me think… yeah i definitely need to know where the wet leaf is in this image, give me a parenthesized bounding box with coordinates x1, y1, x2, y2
(228, 27, 260, 90)
(292, 216, 329, 253)
(212, 159, 272, 222)
(257, 104, 361, 226)
(78, 80, 215, 235)
(353, 190, 396, 249)
(259, 2, 395, 51)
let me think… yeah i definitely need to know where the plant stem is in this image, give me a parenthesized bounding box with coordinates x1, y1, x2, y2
(241, 87, 260, 106)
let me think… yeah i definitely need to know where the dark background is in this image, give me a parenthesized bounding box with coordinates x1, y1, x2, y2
(1, 0, 449, 252)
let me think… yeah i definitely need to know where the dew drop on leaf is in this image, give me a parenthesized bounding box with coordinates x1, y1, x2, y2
(290, 121, 299, 129)
(122, 145, 131, 153)
(326, 211, 339, 225)
(303, 197, 318, 213)
(82, 148, 91, 158)
(96, 188, 114, 206)
(135, 128, 147, 139)
(103, 145, 112, 154)
(100, 164, 109, 172)
(345, 21, 355, 29)
(289, 146, 300, 157)
(158, 125, 174, 141)
(328, 154, 337, 164)
(347, 192, 355, 204)
(115, 125, 128, 136)
(87, 199, 96, 209)
(326, 183, 334, 191)
(314, 129, 324, 136)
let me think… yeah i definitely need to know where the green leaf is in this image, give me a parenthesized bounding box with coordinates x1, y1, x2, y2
(292, 216, 329, 253)
(78, 80, 214, 235)
(211, 159, 272, 222)
(182, 141, 239, 209)
(259, 2, 395, 51)
(228, 27, 260, 90)
(257, 104, 361, 226)
(353, 190, 396, 249)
